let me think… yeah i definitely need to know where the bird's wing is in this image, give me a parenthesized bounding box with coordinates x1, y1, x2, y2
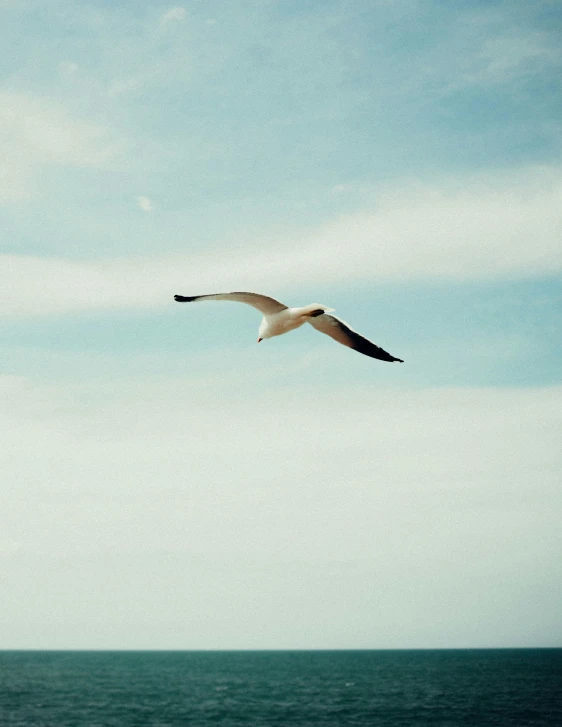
(174, 292, 288, 315)
(308, 314, 403, 363)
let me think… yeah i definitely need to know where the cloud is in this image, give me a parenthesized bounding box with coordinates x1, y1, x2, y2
(57, 60, 79, 78)
(0, 93, 122, 204)
(1, 165, 561, 317)
(304, 167, 562, 282)
(1, 377, 560, 647)
(0, 93, 119, 167)
(137, 195, 153, 212)
(108, 76, 145, 98)
(160, 6, 187, 26)
(464, 31, 562, 86)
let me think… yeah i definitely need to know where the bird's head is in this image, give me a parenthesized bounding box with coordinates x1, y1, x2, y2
(257, 318, 270, 343)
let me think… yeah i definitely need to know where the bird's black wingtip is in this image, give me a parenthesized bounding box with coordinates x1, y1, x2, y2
(395, 358, 404, 363)
(174, 294, 196, 302)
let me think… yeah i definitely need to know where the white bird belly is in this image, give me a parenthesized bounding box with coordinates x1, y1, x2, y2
(261, 308, 308, 338)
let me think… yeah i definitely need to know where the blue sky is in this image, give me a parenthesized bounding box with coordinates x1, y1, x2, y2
(1, 0, 561, 649)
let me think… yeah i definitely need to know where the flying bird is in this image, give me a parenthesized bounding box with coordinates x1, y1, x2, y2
(174, 291, 403, 363)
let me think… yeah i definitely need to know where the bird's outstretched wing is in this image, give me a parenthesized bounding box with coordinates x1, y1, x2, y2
(174, 292, 288, 315)
(308, 314, 403, 362)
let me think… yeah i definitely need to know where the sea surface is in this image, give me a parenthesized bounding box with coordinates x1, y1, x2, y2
(0, 649, 560, 726)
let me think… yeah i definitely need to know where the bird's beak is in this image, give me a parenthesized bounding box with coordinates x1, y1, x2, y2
(257, 338, 262, 343)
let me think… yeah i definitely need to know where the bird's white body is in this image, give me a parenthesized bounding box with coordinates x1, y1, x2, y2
(258, 304, 334, 340)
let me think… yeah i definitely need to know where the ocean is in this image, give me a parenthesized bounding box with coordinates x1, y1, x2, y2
(0, 649, 560, 726)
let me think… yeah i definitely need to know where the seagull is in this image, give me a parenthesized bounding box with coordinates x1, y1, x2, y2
(174, 291, 403, 363)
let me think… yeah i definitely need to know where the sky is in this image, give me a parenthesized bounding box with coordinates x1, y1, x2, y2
(1, 0, 561, 649)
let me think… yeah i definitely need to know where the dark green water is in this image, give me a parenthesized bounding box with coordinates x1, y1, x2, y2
(0, 649, 560, 726)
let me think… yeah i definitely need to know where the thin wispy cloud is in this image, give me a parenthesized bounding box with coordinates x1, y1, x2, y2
(464, 31, 562, 86)
(57, 61, 79, 78)
(137, 195, 153, 212)
(2, 165, 560, 316)
(160, 6, 187, 27)
(0, 93, 122, 204)
(108, 76, 145, 98)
